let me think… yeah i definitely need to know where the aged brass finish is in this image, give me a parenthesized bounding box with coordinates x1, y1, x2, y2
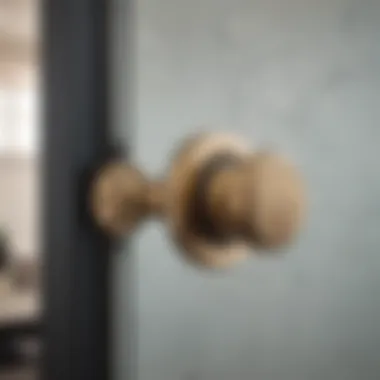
(91, 133, 306, 268)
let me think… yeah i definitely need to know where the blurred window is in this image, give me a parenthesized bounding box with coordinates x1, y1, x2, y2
(0, 0, 39, 155)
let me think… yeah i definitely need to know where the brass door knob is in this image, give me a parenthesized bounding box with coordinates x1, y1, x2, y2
(91, 133, 306, 268)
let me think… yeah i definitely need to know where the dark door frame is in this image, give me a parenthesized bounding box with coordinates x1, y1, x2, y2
(42, 0, 117, 379)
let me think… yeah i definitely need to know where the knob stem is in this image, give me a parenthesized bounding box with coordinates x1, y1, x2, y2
(146, 180, 166, 217)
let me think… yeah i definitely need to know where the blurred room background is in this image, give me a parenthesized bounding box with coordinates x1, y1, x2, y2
(0, 0, 40, 379)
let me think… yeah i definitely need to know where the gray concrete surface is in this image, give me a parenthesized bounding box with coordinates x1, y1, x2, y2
(112, 0, 380, 379)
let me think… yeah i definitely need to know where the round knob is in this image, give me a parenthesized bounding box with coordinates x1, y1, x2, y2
(166, 133, 305, 268)
(205, 152, 305, 248)
(91, 132, 306, 269)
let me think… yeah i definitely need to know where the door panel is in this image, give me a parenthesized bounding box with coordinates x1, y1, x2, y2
(114, 0, 380, 379)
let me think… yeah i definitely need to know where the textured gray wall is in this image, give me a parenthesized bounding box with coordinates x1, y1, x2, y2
(113, 0, 380, 379)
